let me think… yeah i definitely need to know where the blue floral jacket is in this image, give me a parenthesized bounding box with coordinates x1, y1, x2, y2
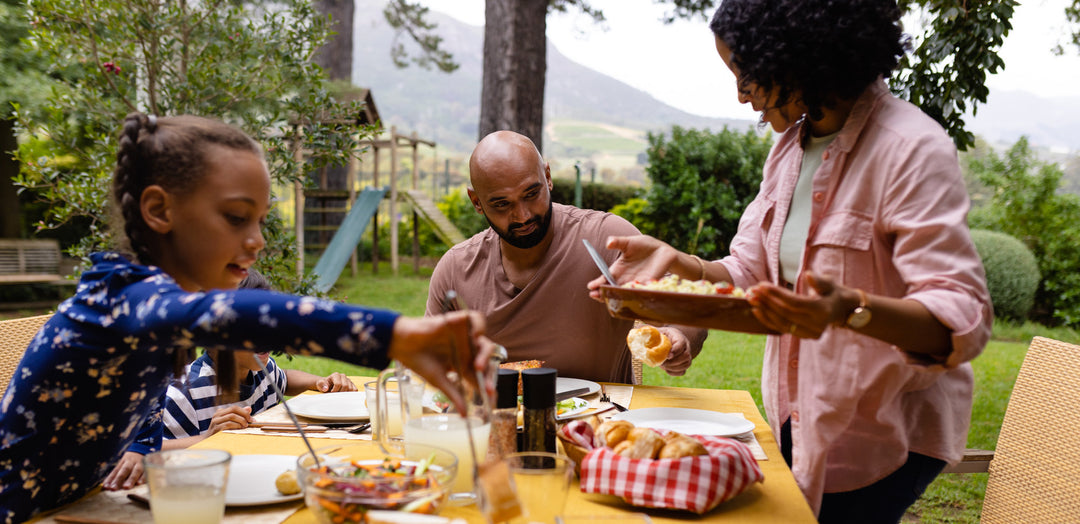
(0, 253, 397, 522)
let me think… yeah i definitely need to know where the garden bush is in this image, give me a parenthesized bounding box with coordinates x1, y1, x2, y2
(967, 137, 1080, 328)
(550, 179, 639, 212)
(970, 229, 1040, 321)
(635, 126, 771, 259)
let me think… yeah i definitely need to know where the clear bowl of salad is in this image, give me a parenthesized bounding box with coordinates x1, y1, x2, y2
(297, 442, 458, 523)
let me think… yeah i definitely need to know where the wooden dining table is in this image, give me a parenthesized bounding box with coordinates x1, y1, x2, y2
(191, 378, 817, 524)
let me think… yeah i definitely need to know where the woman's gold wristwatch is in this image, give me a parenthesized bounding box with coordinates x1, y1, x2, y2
(846, 289, 872, 329)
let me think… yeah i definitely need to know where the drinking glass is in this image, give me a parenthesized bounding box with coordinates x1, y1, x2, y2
(375, 365, 491, 504)
(144, 449, 231, 524)
(505, 452, 574, 524)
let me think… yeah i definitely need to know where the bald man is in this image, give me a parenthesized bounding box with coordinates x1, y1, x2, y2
(425, 131, 706, 383)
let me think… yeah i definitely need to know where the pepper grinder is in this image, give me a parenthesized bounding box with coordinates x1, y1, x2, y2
(521, 367, 557, 453)
(488, 368, 520, 460)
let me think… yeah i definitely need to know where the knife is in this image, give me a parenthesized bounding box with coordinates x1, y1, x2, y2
(249, 421, 366, 428)
(582, 239, 618, 286)
(556, 387, 591, 402)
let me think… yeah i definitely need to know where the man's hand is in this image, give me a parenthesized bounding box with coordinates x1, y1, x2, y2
(103, 451, 145, 490)
(657, 326, 694, 376)
(207, 405, 254, 435)
(316, 372, 357, 392)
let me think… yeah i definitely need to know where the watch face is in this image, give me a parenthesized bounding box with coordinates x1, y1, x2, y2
(847, 307, 871, 329)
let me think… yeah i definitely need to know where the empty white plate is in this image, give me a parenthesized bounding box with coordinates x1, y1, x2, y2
(285, 391, 370, 421)
(556, 377, 601, 397)
(611, 407, 755, 437)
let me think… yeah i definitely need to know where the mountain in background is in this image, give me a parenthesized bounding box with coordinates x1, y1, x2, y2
(966, 89, 1080, 154)
(352, 1, 1077, 183)
(352, 2, 753, 162)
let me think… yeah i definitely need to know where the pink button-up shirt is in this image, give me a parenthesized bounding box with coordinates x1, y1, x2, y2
(718, 80, 992, 514)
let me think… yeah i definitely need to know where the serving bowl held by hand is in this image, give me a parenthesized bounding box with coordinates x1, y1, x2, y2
(599, 285, 775, 334)
(297, 442, 458, 524)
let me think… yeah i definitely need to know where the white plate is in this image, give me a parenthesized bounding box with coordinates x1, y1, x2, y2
(225, 455, 303, 506)
(611, 407, 755, 437)
(556, 397, 590, 420)
(556, 377, 601, 397)
(285, 391, 369, 421)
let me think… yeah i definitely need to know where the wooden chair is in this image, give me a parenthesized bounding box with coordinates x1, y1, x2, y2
(946, 336, 1080, 522)
(0, 314, 52, 392)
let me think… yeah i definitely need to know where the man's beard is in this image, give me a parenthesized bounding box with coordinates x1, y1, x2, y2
(487, 200, 553, 249)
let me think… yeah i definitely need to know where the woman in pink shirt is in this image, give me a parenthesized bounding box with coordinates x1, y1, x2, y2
(589, 0, 992, 521)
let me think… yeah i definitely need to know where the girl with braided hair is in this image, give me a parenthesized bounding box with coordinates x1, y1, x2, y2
(0, 113, 494, 522)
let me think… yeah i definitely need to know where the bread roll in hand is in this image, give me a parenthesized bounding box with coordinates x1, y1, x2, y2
(628, 325, 672, 367)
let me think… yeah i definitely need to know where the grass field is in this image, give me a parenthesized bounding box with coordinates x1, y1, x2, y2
(274, 262, 1080, 523)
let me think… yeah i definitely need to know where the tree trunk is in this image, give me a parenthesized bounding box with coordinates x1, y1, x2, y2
(479, 0, 548, 152)
(314, 0, 354, 81)
(0, 118, 20, 238)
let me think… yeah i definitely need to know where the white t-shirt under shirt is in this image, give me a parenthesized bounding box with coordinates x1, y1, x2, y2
(779, 131, 840, 284)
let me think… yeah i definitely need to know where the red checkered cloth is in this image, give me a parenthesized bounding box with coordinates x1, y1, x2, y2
(562, 422, 763, 513)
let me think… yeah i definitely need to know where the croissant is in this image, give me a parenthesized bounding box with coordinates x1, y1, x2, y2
(612, 440, 634, 457)
(621, 427, 665, 459)
(658, 435, 708, 459)
(596, 420, 635, 448)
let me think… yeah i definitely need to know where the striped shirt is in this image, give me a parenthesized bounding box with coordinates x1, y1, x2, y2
(163, 353, 288, 438)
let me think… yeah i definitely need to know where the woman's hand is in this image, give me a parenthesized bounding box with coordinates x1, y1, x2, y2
(747, 272, 851, 337)
(586, 235, 680, 300)
(389, 311, 494, 414)
(103, 451, 146, 490)
(207, 405, 254, 435)
(316, 372, 356, 392)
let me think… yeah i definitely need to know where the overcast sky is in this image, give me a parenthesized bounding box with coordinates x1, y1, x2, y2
(418, 0, 1080, 121)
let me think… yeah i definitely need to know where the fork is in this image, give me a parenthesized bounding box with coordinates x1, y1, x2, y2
(600, 384, 629, 412)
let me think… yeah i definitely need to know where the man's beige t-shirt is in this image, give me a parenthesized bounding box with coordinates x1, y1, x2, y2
(426, 203, 639, 383)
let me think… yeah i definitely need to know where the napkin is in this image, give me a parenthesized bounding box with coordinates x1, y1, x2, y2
(559, 420, 764, 514)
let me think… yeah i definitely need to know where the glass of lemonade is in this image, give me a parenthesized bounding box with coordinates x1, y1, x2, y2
(144, 449, 231, 524)
(404, 413, 491, 502)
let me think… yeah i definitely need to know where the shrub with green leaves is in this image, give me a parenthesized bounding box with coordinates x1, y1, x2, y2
(970, 229, 1040, 321)
(967, 137, 1080, 328)
(550, 178, 639, 213)
(13, 0, 371, 294)
(637, 126, 771, 259)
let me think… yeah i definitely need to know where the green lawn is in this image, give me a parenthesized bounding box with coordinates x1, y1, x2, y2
(277, 262, 1078, 523)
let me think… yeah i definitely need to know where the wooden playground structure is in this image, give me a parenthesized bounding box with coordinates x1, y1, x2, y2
(290, 93, 463, 291)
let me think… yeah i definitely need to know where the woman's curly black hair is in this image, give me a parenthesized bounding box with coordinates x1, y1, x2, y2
(710, 0, 911, 122)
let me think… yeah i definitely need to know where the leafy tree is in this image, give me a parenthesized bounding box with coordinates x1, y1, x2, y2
(968, 137, 1080, 328)
(390, 0, 1017, 152)
(631, 126, 770, 259)
(893, 0, 1017, 150)
(13, 0, 374, 293)
(314, 0, 354, 81)
(0, 0, 53, 237)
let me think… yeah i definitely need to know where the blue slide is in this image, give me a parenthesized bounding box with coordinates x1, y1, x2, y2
(311, 186, 388, 293)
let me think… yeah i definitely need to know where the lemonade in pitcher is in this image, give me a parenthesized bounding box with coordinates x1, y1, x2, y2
(405, 414, 490, 496)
